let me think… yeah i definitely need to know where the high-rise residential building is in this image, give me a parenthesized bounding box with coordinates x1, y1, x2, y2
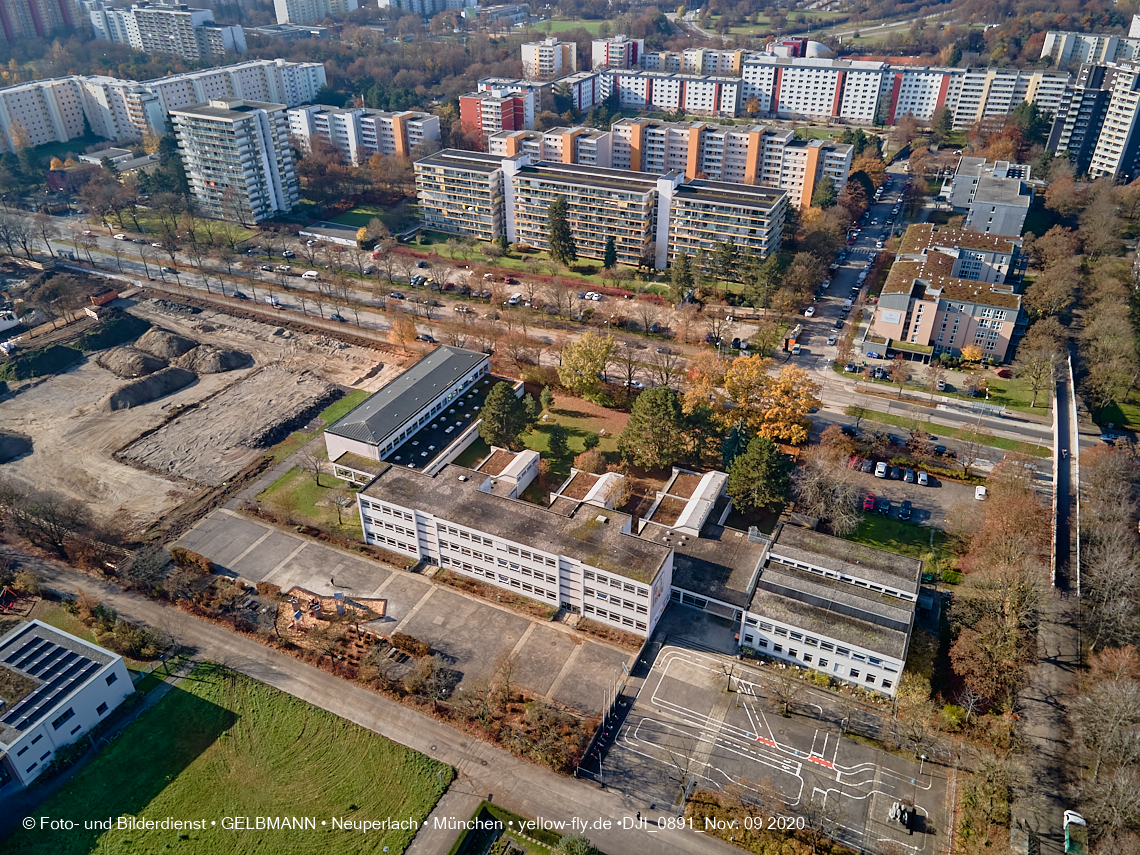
(273, 0, 356, 25)
(458, 88, 534, 150)
(0, 59, 326, 153)
(741, 56, 889, 124)
(288, 104, 439, 164)
(1047, 63, 1117, 175)
(413, 149, 786, 270)
(1087, 63, 1140, 181)
(872, 224, 1024, 362)
(89, 1, 246, 61)
(1041, 31, 1140, 68)
(0, 0, 78, 43)
(950, 68, 1069, 130)
(944, 157, 1033, 237)
(171, 99, 299, 222)
(591, 35, 643, 70)
(610, 118, 852, 205)
(601, 70, 743, 118)
(488, 127, 612, 168)
(521, 37, 576, 79)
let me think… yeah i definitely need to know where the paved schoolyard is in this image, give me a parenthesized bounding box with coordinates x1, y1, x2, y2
(603, 643, 948, 854)
(176, 509, 633, 715)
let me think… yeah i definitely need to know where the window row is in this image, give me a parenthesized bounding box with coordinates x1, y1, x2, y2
(582, 570, 647, 598)
(583, 588, 648, 614)
(747, 639, 893, 689)
(582, 603, 647, 631)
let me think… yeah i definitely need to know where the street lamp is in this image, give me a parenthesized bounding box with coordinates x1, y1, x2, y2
(919, 753, 926, 776)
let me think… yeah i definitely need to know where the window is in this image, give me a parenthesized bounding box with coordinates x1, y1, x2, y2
(773, 644, 783, 653)
(865, 674, 876, 684)
(52, 708, 75, 731)
(16, 745, 28, 757)
(758, 639, 768, 648)
(774, 627, 787, 637)
(849, 669, 860, 679)
(31, 734, 42, 745)
(803, 654, 812, 664)
(820, 641, 834, 651)
(836, 646, 851, 657)
(881, 679, 893, 690)
(105, 673, 118, 686)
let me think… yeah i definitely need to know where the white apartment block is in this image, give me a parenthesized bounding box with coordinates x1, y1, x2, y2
(521, 37, 576, 79)
(171, 99, 299, 222)
(90, 1, 246, 60)
(415, 149, 786, 270)
(1041, 31, 1140, 67)
(0, 59, 325, 153)
(950, 68, 1069, 130)
(274, 0, 356, 24)
(1088, 64, 1140, 181)
(592, 35, 643, 70)
(642, 48, 746, 76)
(741, 56, 888, 124)
(289, 104, 439, 164)
(880, 66, 959, 123)
(557, 71, 603, 112)
(609, 118, 852, 206)
(0, 620, 133, 787)
(488, 127, 612, 168)
(601, 70, 742, 118)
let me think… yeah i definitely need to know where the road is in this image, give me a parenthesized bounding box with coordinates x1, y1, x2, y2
(4, 548, 741, 855)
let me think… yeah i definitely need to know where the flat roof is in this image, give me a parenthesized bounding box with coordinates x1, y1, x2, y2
(0, 621, 116, 744)
(972, 174, 1032, 207)
(325, 346, 490, 447)
(772, 525, 922, 595)
(675, 179, 786, 211)
(513, 160, 668, 192)
(361, 464, 671, 583)
(899, 223, 1020, 255)
(415, 149, 503, 174)
(651, 523, 765, 608)
(170, 99, 285, 119)
(758, 562, 915, 632)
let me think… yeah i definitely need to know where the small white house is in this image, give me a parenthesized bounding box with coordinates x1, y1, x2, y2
(0, 620, 133, 789)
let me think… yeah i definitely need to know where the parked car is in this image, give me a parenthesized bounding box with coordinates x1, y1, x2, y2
(845, 361, 856, 372)
(875, 461, 888, 478)
(863, 494, 876, 511)
(625, 380, 645, 390)
(416, 333, 435, 342)
(876, 497, 891, 515)
(282, 249, 295, 258)
(275, 265, 292, 273)
(301, 270, 319, 280)
(330, 313, 346, 322)
(936, 379, 946, 391)
(233, 291, 249, 300)
(160, 266, 176, 274)
(260, 265, 273, 272)
(975, 485, 987, 500)
(889, 466, 901, 480)
(804, 306, 815, 317)
(841, 425, 858, 438)
(828, 335, 837, 346)
(898, 500, 913, 521)
(388, 291, 405, 300)
(903, 468, 915, 483)
(917, 471, 929, 486)
(416, 260, 428, 268)
(150, 242, 163, 248)
(113, 233, 126, 240)
(860, 459, 874, 473)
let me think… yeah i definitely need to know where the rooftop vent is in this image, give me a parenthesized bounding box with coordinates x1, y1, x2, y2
(596, 515, 608, 524)
(458, 475, 468, 482)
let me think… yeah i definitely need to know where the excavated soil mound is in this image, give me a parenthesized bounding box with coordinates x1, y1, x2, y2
(95, 346, 169, 379)
(174, 345, 253, 374)
(99, 367, 197, 411)
(0, 430, 32, 463)
(135, 328, 198, 360)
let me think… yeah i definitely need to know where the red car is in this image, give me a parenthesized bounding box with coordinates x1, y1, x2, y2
(863, 493, 876, 511)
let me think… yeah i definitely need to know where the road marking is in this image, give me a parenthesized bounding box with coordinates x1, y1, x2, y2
(507, 622, 537, 659)
(260, 540, 309, 586)
(227, 528, 276, 569)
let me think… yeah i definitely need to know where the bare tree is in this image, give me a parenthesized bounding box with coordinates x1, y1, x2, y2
(955, 420, 994, 479)
(297, 446, 324, 487)
(647, 345, 682, 389)
(32, 212, 59, 257)
(793, 446, 864, 535)
(655, 731, 706, 808)
(766, 666, 805, 716)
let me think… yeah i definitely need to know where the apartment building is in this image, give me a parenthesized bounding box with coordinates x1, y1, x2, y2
(601, 69, 743, 118)
(592, 34, 643, 70)
(459, 88, 534, 150)
(640, 48, 746, 76)
(0, 0, 77, 42)
(488, 127, 612, 167)
(90, 1, 246, 60)
(273, 0, 356, 24)
(413, 148, 786, 270)
(0, 620, 133, 787)
(872, 224, 1024, 361)
(1041, 31, 1140, 68)
(557, 70, 603, 112)
(476, 77, 553, 112)
(521, 37, 576, 79)
(741, 56, 888, 124)
(171, 99, 299, 222)
(414, 148, 505, 240)
(1085, 63, 1140, 181)
(288, 104, 439, 164)
(609, 118, 852, 206)
(879, 65, 959, 124)
(951, 68, 1069, 130)
(141, 58, 326, 114)
(1047, 63, 1117, 176)
(945, 157, 1033, 237)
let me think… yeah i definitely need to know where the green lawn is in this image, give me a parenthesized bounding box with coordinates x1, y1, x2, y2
(844, 406, 1052, 459)
(330, 202, 416, 233)
(4, 663, 452, 855)
(258, 461, 363, 539)
(447, 801, 563, 855)
(1095, 400, 1140, 432)
(453, 436, 491, 468)
(849, 514, 950, 562)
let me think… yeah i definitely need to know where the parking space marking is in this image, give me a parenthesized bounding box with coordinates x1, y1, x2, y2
(229, 528, 275, 566)
(388, 586, 436, 635)
(545, 641, 584, 700)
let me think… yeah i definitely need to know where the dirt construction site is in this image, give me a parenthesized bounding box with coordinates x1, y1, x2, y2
(0, 296, 407, 532)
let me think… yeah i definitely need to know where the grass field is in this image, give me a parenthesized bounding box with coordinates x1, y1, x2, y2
(849, 514, 949, 562)
(2, 663, 452, 855)
(258, 460, 363, 539)
(330, 202, 416, 234)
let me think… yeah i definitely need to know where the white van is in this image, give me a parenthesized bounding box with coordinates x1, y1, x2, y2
(507, 293, 522, 306)
(301, 270, 319, 280)
(975, 485, 987, 501)
(843, 298, 853, 309)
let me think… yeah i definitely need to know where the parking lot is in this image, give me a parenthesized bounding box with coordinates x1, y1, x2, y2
(847, 456, 978, 530)
(603, 644, 947, 854)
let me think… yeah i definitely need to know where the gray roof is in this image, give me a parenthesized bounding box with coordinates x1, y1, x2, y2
(971, 174, 1032, 208)
(756, 562, 915, 633)
(326, 346, 489, 447)
(648, 522, 765, 608)
(0, 621, 116, 744)
(771, 525, 923, 595)
(362, 464, 671, 583)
